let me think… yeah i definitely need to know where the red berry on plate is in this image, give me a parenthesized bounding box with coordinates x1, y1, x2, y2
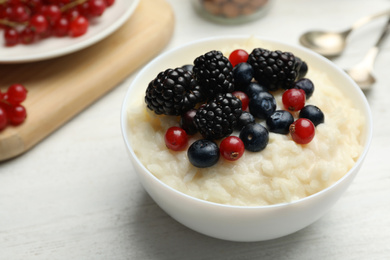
(64, 8, 81, 22)
(69, 15, 89, 37)
(289, 118, 315, 144)
(88, 0, 107, 16)
(43, 4, 61, 24)
(0, 106, 8, 131)
(282, 88, 306, 112)
(20, 27, 37, 44)
(53, 16, 70, 37)
(164, 126, 188, 151)
(105, 0, 115, 7)
(11, 4, 31, 23)
(8, 104, 27, 125)
(229, 49, 249, 67)
(6, 84, 28, 105)
(220, 136, 245, 161)
(4, 28, 20, 47)
(30, 14, 49, 34)
(232, 91, 249, 111)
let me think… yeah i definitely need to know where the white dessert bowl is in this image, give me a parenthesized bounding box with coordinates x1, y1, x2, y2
(120, 36, 372, 242)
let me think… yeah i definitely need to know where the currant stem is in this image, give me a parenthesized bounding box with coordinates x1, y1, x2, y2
(61, 0, 89, 12)
(0, 19, 27, 28)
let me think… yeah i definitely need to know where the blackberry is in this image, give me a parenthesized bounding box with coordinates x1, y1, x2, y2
(248, 48, 300, 91)
(194, 93, 242, 140)
(145, 68, 203, 116)
(193, 50, 235, 98)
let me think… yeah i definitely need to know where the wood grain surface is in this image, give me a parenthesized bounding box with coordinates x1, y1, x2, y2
(0, 0, 174, 161)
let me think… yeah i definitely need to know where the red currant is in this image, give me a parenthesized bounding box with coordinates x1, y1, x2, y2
(28, 0, 43, 12)
(20, 27, 37, 44)
(88, 0, 107, 17)
(220, 136, 245, 161)
(164, 126, 188, 151)
(105, 0, 115, 7)
(43, 5, 61, 24)
(6, 84, 28, 105)
(11, 4, 31, 23)
(78, 2, 91, 18)
(289, 118, 315, 144)
(53, 17, 69, 37)
(69, 15, 89, 37)
(229, 49, 249, 67)
(282, 88, 306, 112)
(29, 14, 49, 34)
(0, 106, 8, 131)
(4, 28, 19, 46)
(8, 104, 27, 125)
(64, 8, 81, 21)
(232, 91, 249, 111)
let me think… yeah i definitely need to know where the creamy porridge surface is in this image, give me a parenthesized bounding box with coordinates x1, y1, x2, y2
(126, 42, 364, 206)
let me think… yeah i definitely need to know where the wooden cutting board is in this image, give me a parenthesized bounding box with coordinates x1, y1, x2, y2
(0, 0, 174, 161)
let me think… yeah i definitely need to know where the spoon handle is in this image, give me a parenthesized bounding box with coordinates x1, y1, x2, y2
(361, 17, 390, 69)
(373, 17, 390, 48)
(350, 9, 390, 31)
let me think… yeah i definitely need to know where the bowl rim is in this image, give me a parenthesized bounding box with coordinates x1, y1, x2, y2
(120, 35, 373, 210)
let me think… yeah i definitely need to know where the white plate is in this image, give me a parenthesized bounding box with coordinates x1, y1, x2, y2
(0, 0, 139, 64)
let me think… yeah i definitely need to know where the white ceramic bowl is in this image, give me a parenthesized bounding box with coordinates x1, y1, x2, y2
(120, 36, 372, 242)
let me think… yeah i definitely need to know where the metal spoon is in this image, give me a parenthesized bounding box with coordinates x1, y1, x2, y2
(299, 9, 390, 58)
(345, 17, 390, 90)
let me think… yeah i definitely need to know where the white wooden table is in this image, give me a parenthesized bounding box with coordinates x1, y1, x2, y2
(1, 0, 390, 259)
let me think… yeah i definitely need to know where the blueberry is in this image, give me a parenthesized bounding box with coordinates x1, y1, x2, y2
(299, 61, 308, 79)
(235, 111, 255, 130)
(294, 78, 314, 99)
(187, 139, 219, 168)
(295, 57, 308, 79)
(266, 110, 294, 134)
(239, 123, 269, 152)
(249, 91, 276, 120)
(299, 105, 324, 126)
(180, 109, 197, 135)
(233, 62, 254, 91)
(245, 82, 268, 98)
(181, 64, 194, 72)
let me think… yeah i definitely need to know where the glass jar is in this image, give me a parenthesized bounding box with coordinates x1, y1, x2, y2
(192, 0, 272, 25)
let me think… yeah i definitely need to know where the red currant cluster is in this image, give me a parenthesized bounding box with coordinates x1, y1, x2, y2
(0, 84, 27, 131)
(0, 0, 115, 47)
